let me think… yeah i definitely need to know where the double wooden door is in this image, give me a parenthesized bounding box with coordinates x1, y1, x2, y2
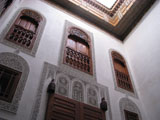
(45, 94, 106, 120)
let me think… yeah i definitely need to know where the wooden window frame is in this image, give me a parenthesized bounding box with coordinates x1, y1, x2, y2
(0, 64, 22, 102)
(63, 27, 93, 75)
(111, 51, 134, 92)
(5, 9, 42, 50)
(124, 110, 139, 120)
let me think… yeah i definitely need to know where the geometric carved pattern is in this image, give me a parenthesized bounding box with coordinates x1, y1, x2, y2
(111, 51, 134, 92)
(119, 97, 142, 120)
(0, 52, 29, 113)
(69, 27, 88, 41)
(84, 0, 125, 17)
(64, 27, 93, 74)
(6, 9, 42, 50)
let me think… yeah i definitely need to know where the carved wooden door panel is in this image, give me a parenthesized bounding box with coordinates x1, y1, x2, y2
(45, 94, 79, 120)
(46, 94, 106, 120)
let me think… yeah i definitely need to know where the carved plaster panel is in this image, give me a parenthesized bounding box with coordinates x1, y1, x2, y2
(119, 97, 142, 120)
(87, 86, 98, 107)
(72, 80, 84, 102)
(0, 52, 29, 113)
(0, 7, 46, 57)
(56, 73, 70, 97)
(30, 62, 112, 120)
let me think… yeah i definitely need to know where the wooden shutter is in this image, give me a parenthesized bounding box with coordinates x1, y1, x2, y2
(124, 110, 139, 120)
(112, 51, 134, 92)
(45, 94, 106, 120)
(0, 64, 21, 102)
(77, 42, 88, 55)
(80, 103, 105, 120)
(66, 38, 76, 50)
(45, 94, 79, 120)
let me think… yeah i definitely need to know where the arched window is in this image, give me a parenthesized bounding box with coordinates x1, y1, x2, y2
(0, 64, 21, 102)
(119, 98, 142, 120)
(111, 51, 134, 92)
(0, 0, 13, 17)
(64, 27, 92, 74)
(5, 9, 42, 50)
(0, 52, 29, 113)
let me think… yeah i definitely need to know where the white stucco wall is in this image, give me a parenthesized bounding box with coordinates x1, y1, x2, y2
(124, 1, 160, 120)
(0, 0, 147, 120)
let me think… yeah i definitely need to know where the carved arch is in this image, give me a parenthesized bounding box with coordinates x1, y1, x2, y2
(0, 52, 29, 113)
(71, 79, 85, 102)
(119, 97, 142, 120)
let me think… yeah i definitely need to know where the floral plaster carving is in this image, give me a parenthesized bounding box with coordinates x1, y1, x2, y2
(0, 52, 29, 113)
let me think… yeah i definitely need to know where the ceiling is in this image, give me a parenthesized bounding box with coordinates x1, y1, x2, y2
(45, 0, 156, 41)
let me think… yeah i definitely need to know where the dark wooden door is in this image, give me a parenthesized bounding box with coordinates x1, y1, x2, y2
(45, 94, 106, 120)
(45, 94, 79, 120)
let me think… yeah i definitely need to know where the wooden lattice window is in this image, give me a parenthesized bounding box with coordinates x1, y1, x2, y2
(124, 110, 139, 120)
(5, 9, 42, 50)
(111, 51, 134, 92)
(64, 27, 93, 74)
(0, 0, 13, 17)
(0, 64, 21, 102)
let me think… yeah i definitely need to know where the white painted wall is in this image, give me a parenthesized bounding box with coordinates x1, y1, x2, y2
(124, 1, 160, 120)
(0, 0, 149, 120)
